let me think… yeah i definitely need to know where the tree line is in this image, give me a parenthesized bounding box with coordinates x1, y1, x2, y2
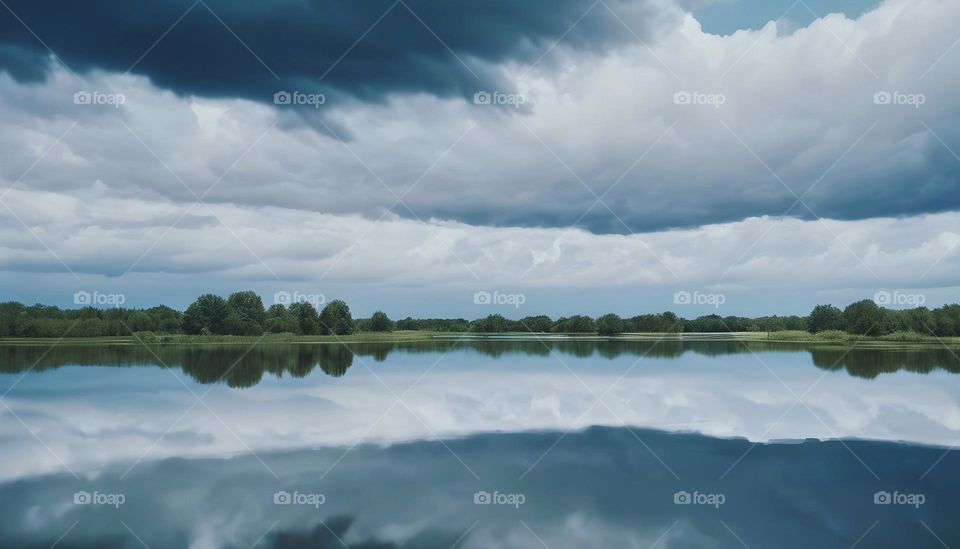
(0, 292, 381, 338)
(0, 292, 959, 338)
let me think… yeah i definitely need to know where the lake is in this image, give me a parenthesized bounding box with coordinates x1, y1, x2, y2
(0, 338, 958, 548)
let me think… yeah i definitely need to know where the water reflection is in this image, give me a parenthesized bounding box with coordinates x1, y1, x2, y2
(808, 345, 960, 378)
(3, 427, 958, 548)
(3, 339, 960, 481)
(0, 344, 356, 388)
(2, 339, 960, 388)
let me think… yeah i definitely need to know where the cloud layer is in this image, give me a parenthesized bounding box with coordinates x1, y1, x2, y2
(2, 0, 959, 231)
(0, 0, 669, 105)
(1, 182, 959, 291)
(0, 0, 959, 307)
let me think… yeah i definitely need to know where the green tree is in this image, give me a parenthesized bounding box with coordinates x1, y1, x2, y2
(627, 312, 682, 333)
(555, 315, 595, 333)
(520, 315, 553, 333)
(288, 302, 319, 335)
(127, 311, 154, 332)
(224, 291, 265, 335)
(596, 313, 625, 335)
(369, 311, 393, 332)
(227, 291, 265, 323)
(684, 314, 730, 332)
(473, 314, 508, 333)
(0, 302, 25, 337)
(807, 304, 843, 332)
(933, 305, 960, 336)
(146, 305, 182, 333)
(842, 300, 889, 336)
(182, 294, 230, 335)
(319, 300, 353, 335)
(658, 311, 682, 332)
(264, 304, 297, 333)
(907, 307, 933, 333)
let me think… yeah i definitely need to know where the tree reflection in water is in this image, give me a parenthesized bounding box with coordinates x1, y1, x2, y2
(0, 339, 958, 387)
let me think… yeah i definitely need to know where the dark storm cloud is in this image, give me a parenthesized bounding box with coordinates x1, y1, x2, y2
(0, 0, 662, 106)
(0, 43, 49, 81)
(254, 516, 466, 549)
(1, 0, 957, 238)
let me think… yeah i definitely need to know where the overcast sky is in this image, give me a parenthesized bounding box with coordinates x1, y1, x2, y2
(0, 0, 957, 317)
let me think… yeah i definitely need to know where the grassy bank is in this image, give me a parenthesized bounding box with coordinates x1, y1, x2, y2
(0, 330, 443, 346)
(1, 330, 958, 347)
(738, 330, 960, 346)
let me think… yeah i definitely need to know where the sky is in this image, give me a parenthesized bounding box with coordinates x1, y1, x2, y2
(692, 0, 882, 35)
(0, 0, 958, 318)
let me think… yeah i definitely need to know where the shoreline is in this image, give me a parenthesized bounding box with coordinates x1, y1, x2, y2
(0, 330, 957, 347)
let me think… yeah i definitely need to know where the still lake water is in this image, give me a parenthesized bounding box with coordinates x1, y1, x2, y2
(1, 338, 959, 548)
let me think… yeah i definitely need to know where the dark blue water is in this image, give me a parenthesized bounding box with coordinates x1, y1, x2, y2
(1, 428, 956, 548)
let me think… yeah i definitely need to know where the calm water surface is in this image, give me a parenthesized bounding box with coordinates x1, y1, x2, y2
(0, 338, 958, 548)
